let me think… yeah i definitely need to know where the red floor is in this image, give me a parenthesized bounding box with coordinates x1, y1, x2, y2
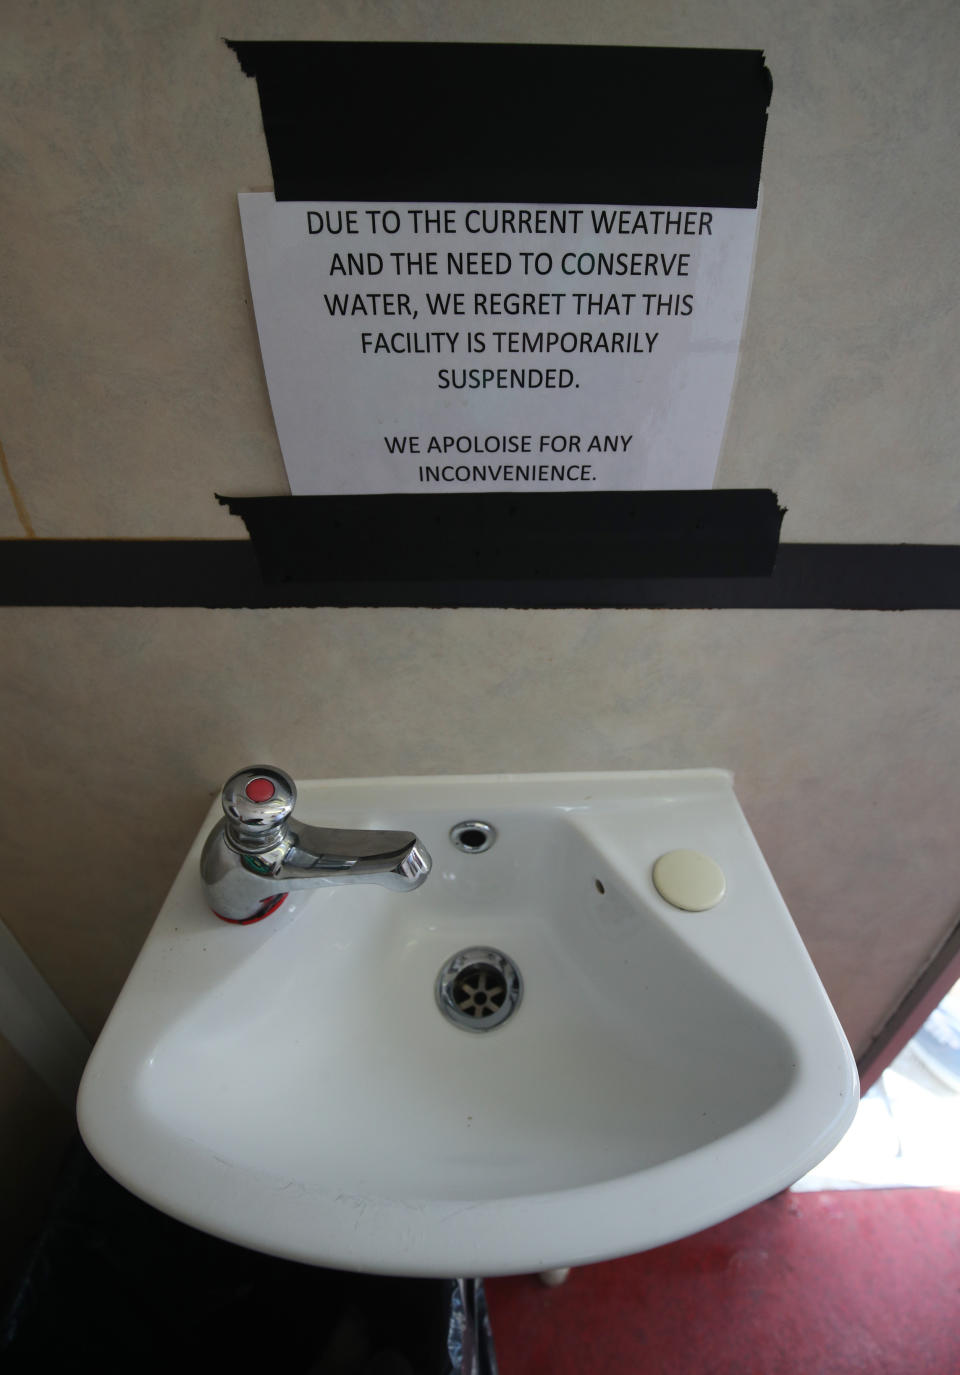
(486, 1190, 960, 1374)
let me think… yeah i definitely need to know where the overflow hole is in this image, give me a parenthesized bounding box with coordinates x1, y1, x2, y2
(450, 820, 497, 854)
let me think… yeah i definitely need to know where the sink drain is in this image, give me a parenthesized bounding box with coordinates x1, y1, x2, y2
(435, 948, 523, 1032)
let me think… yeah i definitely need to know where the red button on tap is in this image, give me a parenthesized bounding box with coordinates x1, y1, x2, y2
(244, 776, 276, 804)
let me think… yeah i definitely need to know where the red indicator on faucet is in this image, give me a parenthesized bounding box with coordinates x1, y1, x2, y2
(244, 776, 276, 804)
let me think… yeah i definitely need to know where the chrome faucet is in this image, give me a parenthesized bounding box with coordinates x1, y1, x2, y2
(201, 766, 431, 924)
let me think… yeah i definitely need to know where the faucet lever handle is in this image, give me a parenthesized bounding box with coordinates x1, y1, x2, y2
(221, 765, 296, 851)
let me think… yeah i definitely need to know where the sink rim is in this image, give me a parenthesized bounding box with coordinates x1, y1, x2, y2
(77, 769, 859, 1277)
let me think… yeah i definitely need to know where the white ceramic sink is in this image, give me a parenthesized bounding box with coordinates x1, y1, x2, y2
(78, 771, 858, 1277)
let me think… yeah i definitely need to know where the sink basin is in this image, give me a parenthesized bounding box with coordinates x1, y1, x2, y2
(78, 770, 857, 1277)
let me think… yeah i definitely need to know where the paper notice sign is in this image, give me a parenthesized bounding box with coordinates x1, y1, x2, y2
(239, 195, 759, 496)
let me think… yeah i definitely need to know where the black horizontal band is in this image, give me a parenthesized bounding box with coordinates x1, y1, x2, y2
(227, 41, 771, 208)
(3, 540, 958, 609)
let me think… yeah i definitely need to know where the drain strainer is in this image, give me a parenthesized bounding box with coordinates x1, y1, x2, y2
(435, 947, 523, 1032)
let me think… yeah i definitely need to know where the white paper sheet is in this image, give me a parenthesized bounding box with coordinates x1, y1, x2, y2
(239, 195, 759, 496)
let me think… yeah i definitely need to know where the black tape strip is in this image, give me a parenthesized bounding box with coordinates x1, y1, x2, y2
(3, 540, 959, 609)
(219, 490, 785, 581)
(227, 41, 771, 208)
(219, 490, 783, 581)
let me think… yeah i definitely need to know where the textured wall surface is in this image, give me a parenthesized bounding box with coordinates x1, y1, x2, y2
(1, 1, 959, 1068)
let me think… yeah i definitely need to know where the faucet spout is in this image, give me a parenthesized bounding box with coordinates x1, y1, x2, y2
(200, 766, 431, 923)
(282, 823, 432, 890)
